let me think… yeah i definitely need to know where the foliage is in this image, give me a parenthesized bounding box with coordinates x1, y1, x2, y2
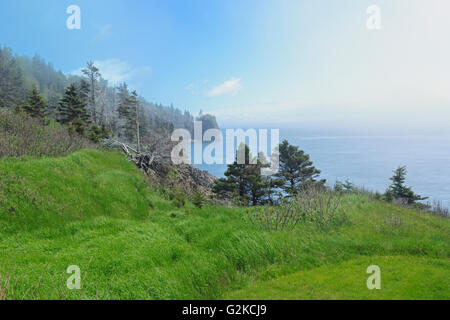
(23, 86, 48, 120)
(334, 179, 356, 193)
(0, 47, 25, 108)
(213, 144, 272, 206)
(247, 205, 301, 232)
(117, 86, 141, 146)
(275, 140, 325, 197)
(293, 185, 346, 227)
(58, 83, 90, 129)
(385, 166, 428, 205)
(173, 194, 186, 208)
(248, 185, 345, 231)
(192, 191, 205, 208)
(163, 188, 187, 208)
(0, 109, 96, 158)
(428, 200, 450, 217)
(0, 47, 208, 140)
(87, 122, 111, 143)
(81, 61, 101, 123)
(214, 141, 327, 205)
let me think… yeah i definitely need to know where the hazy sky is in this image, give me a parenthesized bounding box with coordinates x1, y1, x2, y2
(1, 0, 449, 133)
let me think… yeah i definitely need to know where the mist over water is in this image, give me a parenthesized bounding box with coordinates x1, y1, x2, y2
(193, 127, 450, 208)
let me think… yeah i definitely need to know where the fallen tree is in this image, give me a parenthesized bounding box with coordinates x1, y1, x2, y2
(102, 138, 217, 197)
(103, 138, 172, 174)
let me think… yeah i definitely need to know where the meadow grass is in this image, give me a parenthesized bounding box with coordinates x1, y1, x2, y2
(225, 256, 449, 300)
(0, 150, 448, 299)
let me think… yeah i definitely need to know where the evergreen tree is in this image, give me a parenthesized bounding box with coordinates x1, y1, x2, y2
(117, 88, 142, 150)
(213, 144, 270, 206)
(23, 87, 48, 119)
(82, 61, 101, 123)
(0, 47, 24, 108)
(78, 79, 90, 104)
(129, 91, 141, 152)
(116, 82, 130, 138)
(275, 140, 324, 197)
(386, 166, 428, 204)
(58, 83, 90, 133)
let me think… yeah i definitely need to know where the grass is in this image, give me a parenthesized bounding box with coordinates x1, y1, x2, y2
(0, 150, 449, 300)
(225, 256, 449, 300)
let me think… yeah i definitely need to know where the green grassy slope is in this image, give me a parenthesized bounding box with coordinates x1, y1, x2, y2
(0, 150, 449, 300)
(225, 256, 449, 300)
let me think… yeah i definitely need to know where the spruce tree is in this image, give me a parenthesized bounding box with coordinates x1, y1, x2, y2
(58, 83, 90, 132)
(78, 79, 90, 104)
(129, 91, 141, 152)
(213, 144, 270, 206)
(117, 88, 141, 150)
(0, 47, 24, 108)
(116, 83, 131, 139)
(23, 87, 48, 119)
(82, 61, 101, 123)
(387, 166, 428, 204)
(275, 140, 324, 197)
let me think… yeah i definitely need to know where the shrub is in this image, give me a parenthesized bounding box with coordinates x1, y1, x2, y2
(428, 200, 449, 217)
(248, 186, 346, 231)
(0, 109, 96, 158)
(334, 179, 356, 193)
(192, 191, 205, 208)
(290, 185, 346, 228)
(171, 190, 186, 208)
(247, 205, 302, 232)
(385, 166, 428, 205)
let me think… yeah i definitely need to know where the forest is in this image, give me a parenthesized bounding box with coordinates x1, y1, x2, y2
(0, 46, 218, 145)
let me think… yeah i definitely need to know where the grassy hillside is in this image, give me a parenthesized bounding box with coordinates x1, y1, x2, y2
(0, 150, 449, 300)
(226, 256, 449, 300)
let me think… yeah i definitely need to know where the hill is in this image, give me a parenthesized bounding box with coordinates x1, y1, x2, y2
(0, 150, 448, 300)
(0, 46, 217, 135)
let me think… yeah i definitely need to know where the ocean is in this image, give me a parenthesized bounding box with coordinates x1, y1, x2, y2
(191, 127, 450, 208)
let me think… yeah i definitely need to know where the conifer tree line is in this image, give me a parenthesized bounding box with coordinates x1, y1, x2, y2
(0, 46, 211, 143)
(213, 141, 327, 206)
(213, 141, 427, 207)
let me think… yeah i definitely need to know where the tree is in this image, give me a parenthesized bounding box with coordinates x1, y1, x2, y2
(192, 191, 205, 208)
(23, 87, 48, 119)
(116, 82, 131, 139)
(117, 87, 142, 151)
(334, 179, 356, 193)
(82, 61, 101, 123)
(130, 91, 141, 152)
(78, 79, 90, 104)
(0, 47, 24, 108)
(386, 166, 427, 205)
(213, 144, 271, 206)
(275, 140, 324, 197)
(58, 83, 90, 133)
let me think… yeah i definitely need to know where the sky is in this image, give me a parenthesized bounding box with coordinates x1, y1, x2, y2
(1, 0, 449, 133)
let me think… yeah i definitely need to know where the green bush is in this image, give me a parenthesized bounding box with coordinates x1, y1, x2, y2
(248, 186, 347, 231)
(0, 109, 96, 158)
(192, 191, 205, 208)
(172, 190, 186, 208)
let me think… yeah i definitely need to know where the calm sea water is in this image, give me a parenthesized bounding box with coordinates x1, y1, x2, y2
(192, 128, 450, 208)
